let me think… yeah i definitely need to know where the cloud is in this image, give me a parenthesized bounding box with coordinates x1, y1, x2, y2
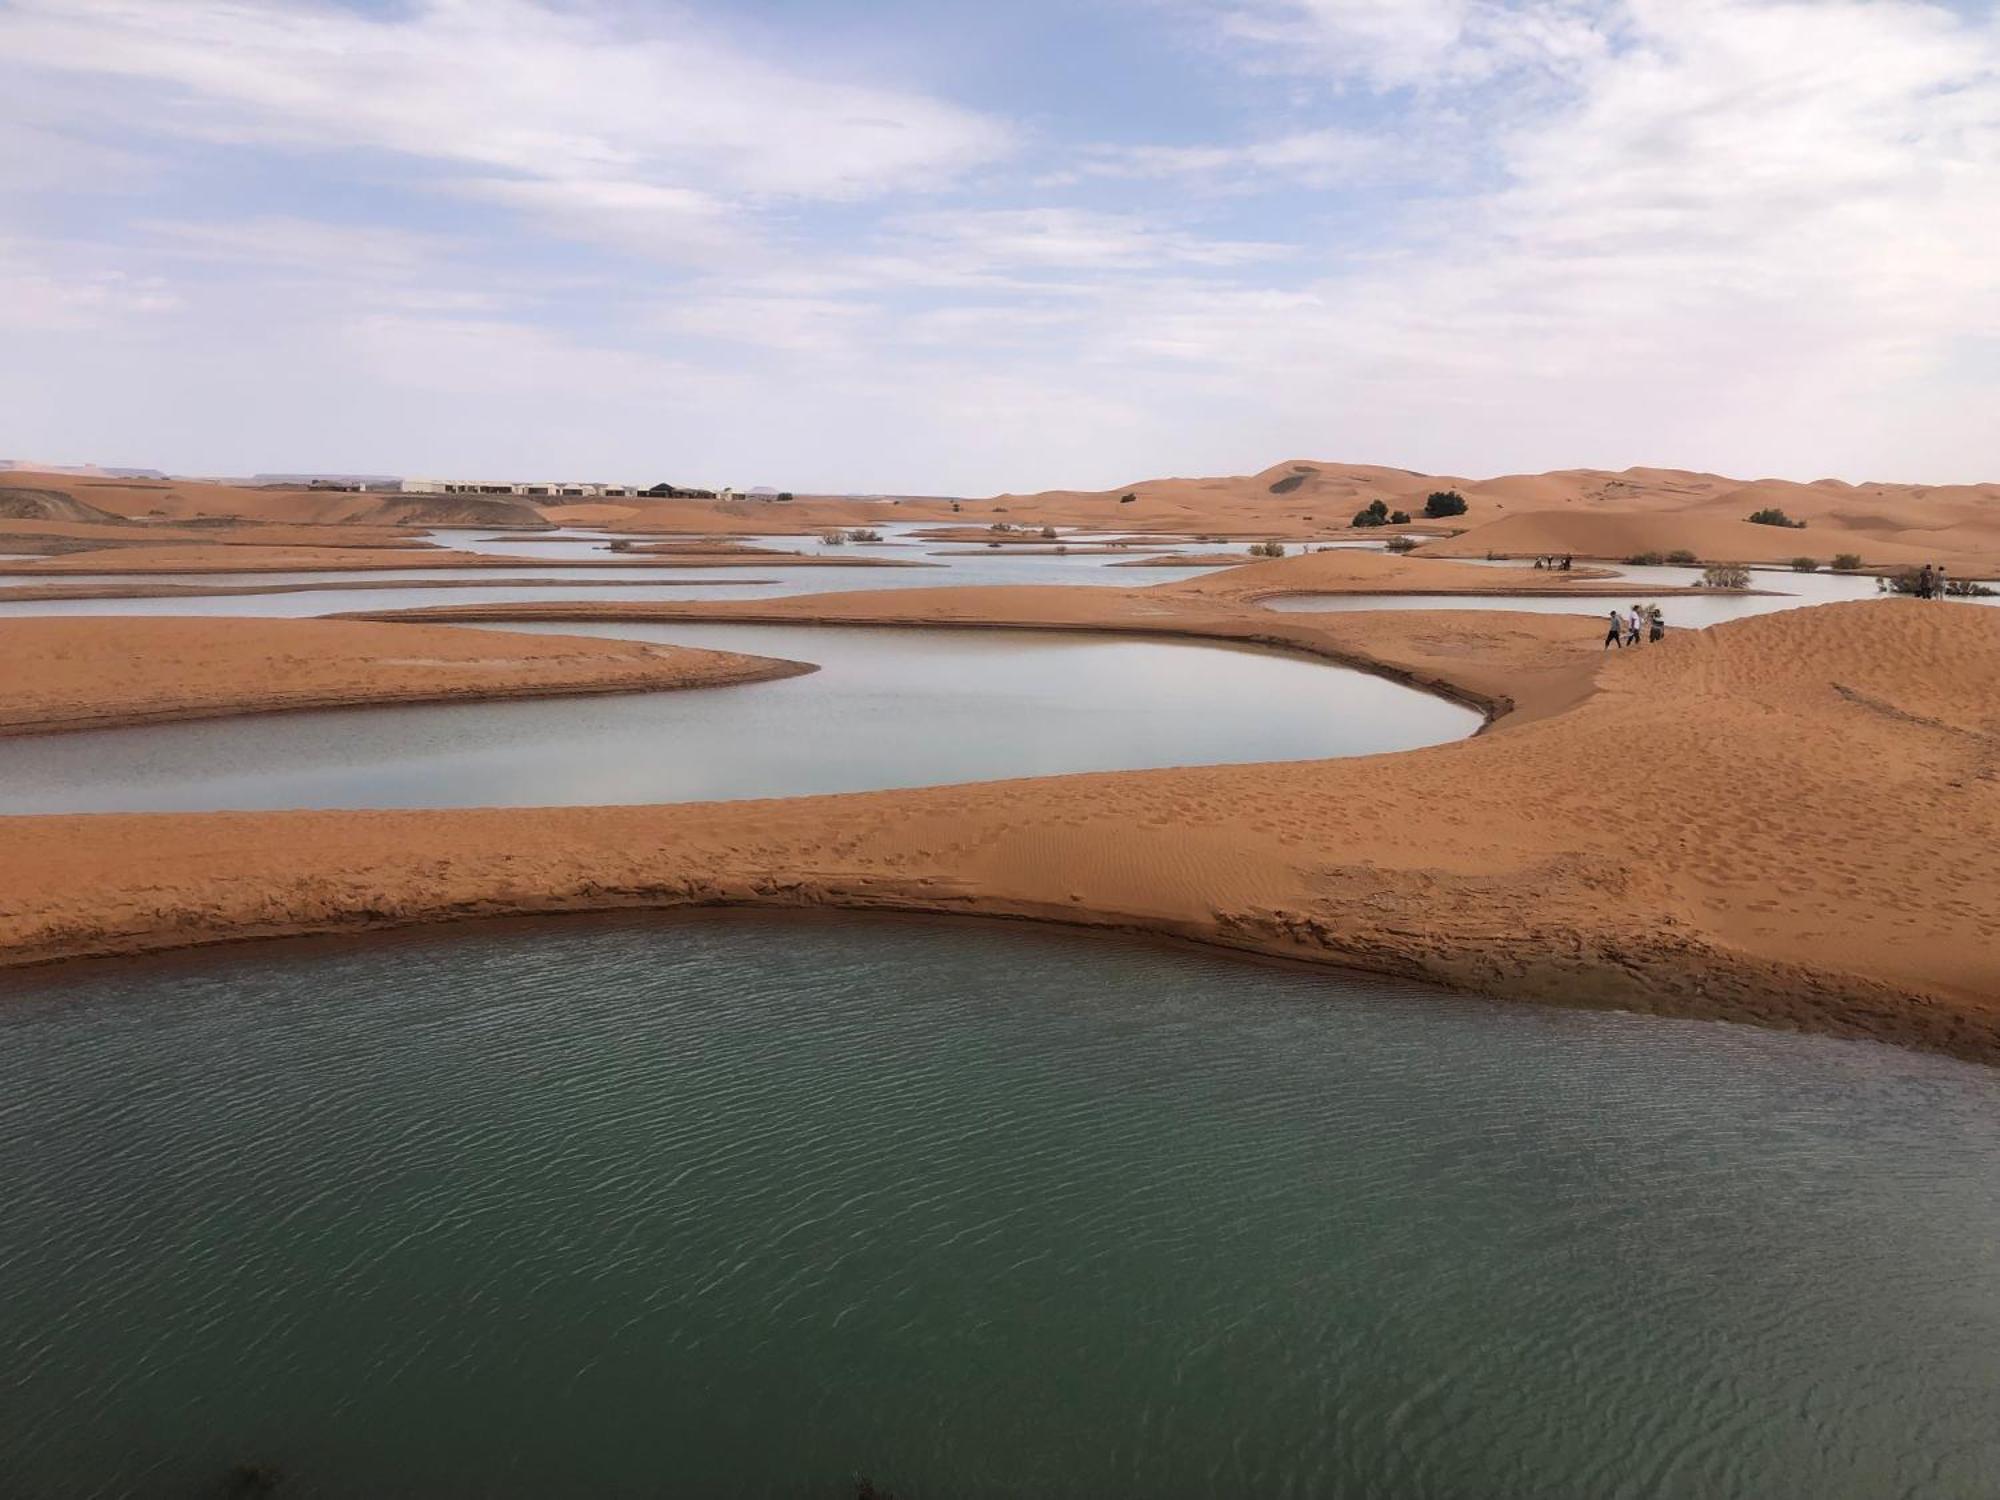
(1208, 0, 1614, 90)
(888, 208, 1291, 274)
(1059, 128, 1394, 189)
(0, 0, 1013, 229)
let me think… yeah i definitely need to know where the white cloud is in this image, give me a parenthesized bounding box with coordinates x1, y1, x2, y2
(0, 0, 1012, 229)
(1211, 0, 1614, 89)
(1061, 128, 1393, 188)
(889, 208, 1290, 273)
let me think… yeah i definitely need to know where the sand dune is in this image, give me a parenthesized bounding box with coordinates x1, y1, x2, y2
(2, 600, 1992, 1063)
(0, 617, 812, 736)
(10, 462, 1995, 572)
(1422, 510, 1997, 570)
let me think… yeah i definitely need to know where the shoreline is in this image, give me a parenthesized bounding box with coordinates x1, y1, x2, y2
(0, 617, 817, 737)
(2, 584, 1994, 1064)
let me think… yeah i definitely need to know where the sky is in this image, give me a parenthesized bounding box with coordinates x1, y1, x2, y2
(0, 0, 1996, 493)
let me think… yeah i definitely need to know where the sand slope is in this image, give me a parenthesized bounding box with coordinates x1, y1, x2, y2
(1, 602, 1990, 1060)
(0, 618, 813, 735)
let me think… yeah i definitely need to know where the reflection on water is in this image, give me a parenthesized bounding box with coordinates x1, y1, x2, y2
(2, 914, 1995, 1498)
(0, 623, 1478, 812)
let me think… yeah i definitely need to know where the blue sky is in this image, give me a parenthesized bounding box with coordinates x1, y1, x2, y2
(1, 0, 1995, 491)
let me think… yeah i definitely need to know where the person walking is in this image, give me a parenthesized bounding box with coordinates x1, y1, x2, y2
(1649, 608, 1666, 644)
(1625, 608, 1643, 647)
(1917, 564, 1934, 599)
(1604, 608, 1624, 649)
(1936, 564, 1949, 600)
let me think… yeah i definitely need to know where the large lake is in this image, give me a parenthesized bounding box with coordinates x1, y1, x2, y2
(2, 915, 1994, 1497)
(0, 622, 1478, 813)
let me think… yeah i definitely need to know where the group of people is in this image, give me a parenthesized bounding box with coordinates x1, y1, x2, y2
(1531, 554, 1574, 570)
(1604, 604, 1666, 649)
(1915, 564, 1953, 599)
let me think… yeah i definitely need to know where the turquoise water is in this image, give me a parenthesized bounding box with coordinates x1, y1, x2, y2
(2, 915, 1995, 1497)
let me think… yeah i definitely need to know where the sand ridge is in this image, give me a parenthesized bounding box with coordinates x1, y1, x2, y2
(0, 617, 814, 735)
(3, 594, 1995, 1063)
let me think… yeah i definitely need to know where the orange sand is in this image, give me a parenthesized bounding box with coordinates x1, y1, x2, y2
(4, 584, 1993, 1065)
(0, 617, 812, 735)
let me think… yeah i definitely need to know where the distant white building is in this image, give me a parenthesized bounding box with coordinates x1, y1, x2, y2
(403, 478, 653, 500)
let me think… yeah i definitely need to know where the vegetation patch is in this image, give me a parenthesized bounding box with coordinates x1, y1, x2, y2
(1702, 564, 1752, 589)
(1423, 490, 1469, 519)
(1747, 508, 1806, 529)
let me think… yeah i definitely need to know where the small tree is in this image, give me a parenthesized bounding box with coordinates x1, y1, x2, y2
(1666, 549, 1698, 566)
(846, 527, 882, 543)
(1351, 507, 1385, 528)
(1747, 507, 1805, 529)
(1423, 490, 1469, 519)
(1366, 498, 1389, 521)
(1832, 553, 1862, 571)
(1389, 509, 1410, 525)
(1702, 564, 1751, 589)
(1248, 540, 1286, 558)
(1790, 556, 1819, 573)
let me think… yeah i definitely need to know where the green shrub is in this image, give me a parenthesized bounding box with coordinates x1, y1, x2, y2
(1366, 498, 1389, 520)
(1389, 509, 1411, 525)
(1386, 535, 1419, 553)
(1702, 564, 1751, 589)
(1747, 507, 1805, 528)
(1833, 552, 1862, 571)
(1351, 507, 1385, 528)
(1790, 556, 1818, 573)
(1666, 549, 1698, 566)
(1248, 540, 1286, 558)
(1423, 489, 1469, 519)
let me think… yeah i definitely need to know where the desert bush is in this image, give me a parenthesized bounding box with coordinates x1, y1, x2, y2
(1040, 525, 1058, 539)
(1625, 551, 1665, 566)
(1701, 564, 1751, 589)
(1118, 491, 1137, 503)
(820, 529, 847, 545)
(990, 521, 1014, 532)
(1832, 552, 1862, 571)
(1747, 507, 1805, 528)
(1666, 549, 1698, 566)
(1790, 556, 1819, 572)
(1951, 579, 1998, 596)
(1350, 507, 1385, 528)
(846, 528, 882, 543)
(1423, 489, 1469, 519)
(1248, 540, 1286, 558)
(1386, 535, 1419, 553)
(1389, 509, 1411, 525)
(1366, 498, 1389, 520)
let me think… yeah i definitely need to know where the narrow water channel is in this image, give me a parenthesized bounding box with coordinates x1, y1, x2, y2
(2, 914, 1993, 1498)
(0, 623, 1478, 813)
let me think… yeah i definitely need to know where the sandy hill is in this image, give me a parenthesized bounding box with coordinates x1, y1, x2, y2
(1418, 510, 1996, 570)
(0, 485, 128, 525)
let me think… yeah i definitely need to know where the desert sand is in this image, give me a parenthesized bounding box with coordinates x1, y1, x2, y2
(0, 617, 812, 735)
(9, 461, 2000, 572)
(3, 581, 1995, 1063)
